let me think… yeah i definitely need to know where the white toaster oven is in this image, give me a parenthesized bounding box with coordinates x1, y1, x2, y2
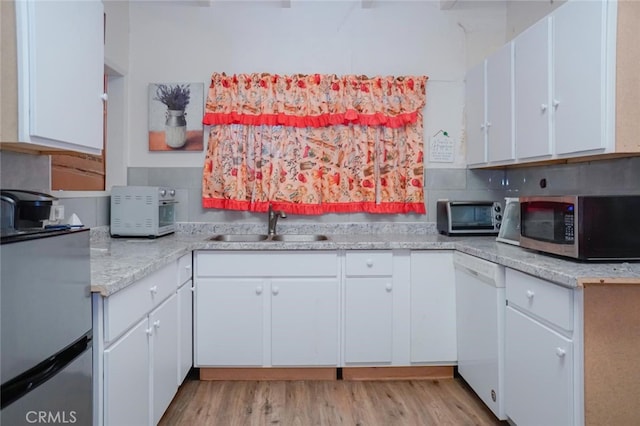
(110, 186, 177, 238)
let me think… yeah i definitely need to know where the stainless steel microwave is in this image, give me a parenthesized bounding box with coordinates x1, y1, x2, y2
(519, 195, 640, 260)
(110, 186, 177, 238)
(436, 200, 502, 236)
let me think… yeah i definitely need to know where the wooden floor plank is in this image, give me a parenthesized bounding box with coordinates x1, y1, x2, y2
(159, 373, 507, 426)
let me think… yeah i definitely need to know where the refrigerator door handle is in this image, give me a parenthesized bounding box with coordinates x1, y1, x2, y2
(1, 331, 92, 409)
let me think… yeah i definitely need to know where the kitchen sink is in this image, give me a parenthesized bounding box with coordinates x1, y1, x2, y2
(270, 234, 328, 242)
(209, 234, 269, 242)
(209, 234, 328, 242)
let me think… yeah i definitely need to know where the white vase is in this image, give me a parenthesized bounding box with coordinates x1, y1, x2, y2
(165, 109, 187, 148)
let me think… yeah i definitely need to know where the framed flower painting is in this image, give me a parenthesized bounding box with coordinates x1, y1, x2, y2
(148, 82, 204, 151)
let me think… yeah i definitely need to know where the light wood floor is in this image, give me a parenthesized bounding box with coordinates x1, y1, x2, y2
(159, 373, 507, 426)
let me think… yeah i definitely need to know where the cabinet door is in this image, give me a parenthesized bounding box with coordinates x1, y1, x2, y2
(486, 42, 514, 163)
(271, 278, 339, 366)
(465, 61, 487, 166)
(150, 294, 179, 425)
(177, 280, 193, 384)
(344, 277, 393, 364)
(505, 307, 573, 426)
(553, 0, 606, 155)
(410, 251, 456, 363)
(15, 0, 104, 154)
(514, 17, 552, 160)
(104, 318, 150, 426)
(195, 278, 264, 366)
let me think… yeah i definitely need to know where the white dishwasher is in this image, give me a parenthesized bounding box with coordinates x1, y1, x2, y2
(454, 251, 506, 420)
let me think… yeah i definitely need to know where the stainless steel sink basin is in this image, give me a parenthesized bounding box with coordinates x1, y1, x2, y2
(209, 233, 328, 242)
(209, 234, 269, 242)
(270, 234, 328, 242)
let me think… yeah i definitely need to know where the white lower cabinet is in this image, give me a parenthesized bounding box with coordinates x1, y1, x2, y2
(195, 250, 457, 370)
(343, 250, 455, 366)
(104, 294, 178, 426)
(150, 295, 179, 425)
(196, 278, 265, 366)
(344, 276, 394, 364)
(177, 279, 193, 384)
(410, 251, 456, 363)
(104, 318, 150, 426)
(344, 251, 395, 365)
(95, 254, 193, 426)
(194, 251, 339, 367)
(505, 268, 575, 426)
(505, 307, 573, 426)
(271, 279, 339, 366)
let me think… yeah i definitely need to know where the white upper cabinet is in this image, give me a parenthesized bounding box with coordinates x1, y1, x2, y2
(514, 17, 552, 161)
(486, 43, 515, 163)
(12, 0, 104, 154)
(465, 61, 487, 166)
(465, 42, 514, 167)
(470, 0, 640, 167)
(514, 0, 608, 161)
(553, 0, 607, 156)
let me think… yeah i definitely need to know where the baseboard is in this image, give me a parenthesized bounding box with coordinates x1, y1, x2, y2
(199, 367, 338, 381)
(198, 365, 454, 381)
(342, 366, 454, 381)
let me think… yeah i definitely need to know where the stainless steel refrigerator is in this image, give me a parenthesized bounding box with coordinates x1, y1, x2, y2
(1, 228, 93, 425)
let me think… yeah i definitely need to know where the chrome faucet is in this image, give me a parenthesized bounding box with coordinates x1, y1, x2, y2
(267, 204, 286, 236)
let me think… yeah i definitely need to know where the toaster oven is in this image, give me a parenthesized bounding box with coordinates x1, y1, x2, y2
(110, 186, 177, 238)
(437, 200, 502, 236)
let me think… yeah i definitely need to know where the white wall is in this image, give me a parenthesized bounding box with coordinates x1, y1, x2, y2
(126, 0, 506, 169)
(505, 0, 567, 40)
(104, 0, 130, 74)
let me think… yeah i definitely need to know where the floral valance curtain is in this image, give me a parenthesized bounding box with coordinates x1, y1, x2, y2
(202, 72, 427, 214)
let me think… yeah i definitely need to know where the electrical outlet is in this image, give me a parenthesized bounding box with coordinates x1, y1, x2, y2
(52, 205, 65, 221)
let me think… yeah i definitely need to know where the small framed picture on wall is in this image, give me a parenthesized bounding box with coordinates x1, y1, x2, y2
(148, 82, 204, 151)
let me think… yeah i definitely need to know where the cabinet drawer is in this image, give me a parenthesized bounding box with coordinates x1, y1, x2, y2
(178, 253, 192, 285)
(506, 268, 573, 331)
(104, 262, 176, 342)
(345, 251, 393, 276)
(196, 251, 338, 277)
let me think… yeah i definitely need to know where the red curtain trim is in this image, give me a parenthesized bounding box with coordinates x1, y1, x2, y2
(202, 110, 419, 129)
(202, 198, 426, 215)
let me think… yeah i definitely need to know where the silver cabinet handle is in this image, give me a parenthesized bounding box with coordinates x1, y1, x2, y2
(272, 286, 280, 295)
(256, 286, 263, 295)
(149, 285, 158, 295)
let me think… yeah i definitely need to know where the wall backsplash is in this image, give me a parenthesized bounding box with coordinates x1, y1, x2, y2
(2, 151, 638, 228)
(0, 150, 110, 228)
(503, 156, 640, 197)
(128, 167, 502, 224)
(129, 156, 640, 225)
(0, 151, 50, 191)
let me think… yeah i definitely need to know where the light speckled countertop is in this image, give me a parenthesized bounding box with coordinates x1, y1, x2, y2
(90, 223, 640, 296)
